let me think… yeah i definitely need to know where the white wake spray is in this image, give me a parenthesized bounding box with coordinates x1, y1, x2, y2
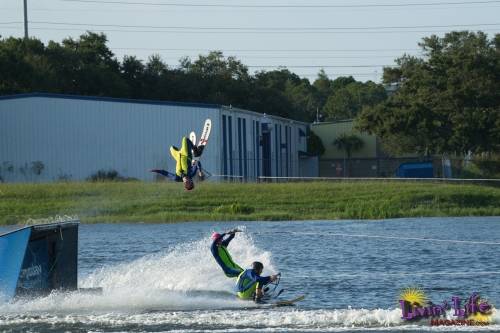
(0, 231, 275, 313)
(82, 230, 275, 291)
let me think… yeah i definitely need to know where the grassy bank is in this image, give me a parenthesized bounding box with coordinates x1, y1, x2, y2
(0, 181, 499, 224)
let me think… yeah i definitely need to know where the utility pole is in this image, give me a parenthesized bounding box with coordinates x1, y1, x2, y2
(23, 0, 28, 39)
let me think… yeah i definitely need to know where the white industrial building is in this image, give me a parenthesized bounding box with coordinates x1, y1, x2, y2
(0, 93, 311, 182)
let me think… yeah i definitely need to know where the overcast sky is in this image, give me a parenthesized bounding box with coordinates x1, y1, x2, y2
(1, 0, 499, 82)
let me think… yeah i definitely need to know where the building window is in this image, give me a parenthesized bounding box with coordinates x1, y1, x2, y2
(238, 118, 242, 177)
(243, 118, 247, 179)
(275, 123, 279, 177)
(222, 115, 227, 176)
(287, 125, 292, 176)
(255, 120, 260, 177)
(279, 125, 283, 176)
(285, 126, 290, 177)
(228, 116, 233, 176)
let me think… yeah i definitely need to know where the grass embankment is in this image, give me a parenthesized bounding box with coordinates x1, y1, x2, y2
(0, 181, 499, 224)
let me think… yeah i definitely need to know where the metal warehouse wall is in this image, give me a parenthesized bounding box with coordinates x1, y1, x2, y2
(220, 107, 308, 180)
(0, 96, 220, 182)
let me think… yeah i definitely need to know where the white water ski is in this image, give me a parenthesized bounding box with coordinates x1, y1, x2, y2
(256, 294, 306, 308)
(197, 119, 211, 148)
(189, 131, 197, 146)
(272, 294, 306, 306)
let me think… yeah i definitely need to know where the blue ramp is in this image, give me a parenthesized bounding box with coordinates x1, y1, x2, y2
(0, 221, 79, 302)
(0, 227, 31, 302)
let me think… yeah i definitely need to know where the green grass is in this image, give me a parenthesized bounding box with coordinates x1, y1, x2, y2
(0, 181, 499, 224)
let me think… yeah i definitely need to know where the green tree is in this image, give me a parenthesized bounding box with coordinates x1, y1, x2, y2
(180, 51, 252, 106)
(0, 37, 53, 93)
(142, 54, 168, 99)
(333, 133, 365, 176)
(357, 31, 500, 156)
(284, 79, 319, 121)
(312, 69, 332, 107)
(330, 76, 356, 91)
(145, 54, 167, 77)
(59, 32, 125, 96)
(121, 55, 145, 98)
(333, 133, 365, 159)
(307, 130, 325, 156)
(322, 81, 387, 120)
(251, 69, 303, 119)
(182, 51, 249, 80)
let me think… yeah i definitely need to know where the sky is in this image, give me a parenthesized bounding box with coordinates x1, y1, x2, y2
(1, 0, 499, 82)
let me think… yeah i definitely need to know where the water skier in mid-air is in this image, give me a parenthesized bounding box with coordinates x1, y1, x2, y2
(151, 119, 211, 191)
(150, 136, 204, 191)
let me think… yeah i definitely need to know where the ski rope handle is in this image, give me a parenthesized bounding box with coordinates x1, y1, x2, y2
(266, 272, 281, 297)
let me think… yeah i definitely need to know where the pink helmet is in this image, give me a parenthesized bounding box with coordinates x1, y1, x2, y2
(211, 232, 222, 241)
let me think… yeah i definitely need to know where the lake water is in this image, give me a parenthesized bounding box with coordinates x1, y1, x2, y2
(1, 217, 500, 332)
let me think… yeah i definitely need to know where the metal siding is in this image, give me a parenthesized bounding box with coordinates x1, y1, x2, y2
(286, 126, 289, 177)
(1, 96, 305, 182)
(243, 118, 247, 179)
(228, 116, 233, 176)
(274, 124, 279, 177)
(252, 120, 255, 178)
(221, 110, 253, 180)
(291, 126, 294, 175)
(279, 125, 283, 177)
(288, 125, 292, 176)
(286, 125, 290, 176)
(222, 115, 227, 176)
(0, 97, 219, 182)
(256, 121, 260, 177)
(238, 118, 242, 177)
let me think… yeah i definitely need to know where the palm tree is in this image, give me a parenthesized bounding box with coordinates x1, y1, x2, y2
(333, 133, 365, 177)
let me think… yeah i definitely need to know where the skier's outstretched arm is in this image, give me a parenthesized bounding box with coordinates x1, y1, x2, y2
(150, 169, 178, 181)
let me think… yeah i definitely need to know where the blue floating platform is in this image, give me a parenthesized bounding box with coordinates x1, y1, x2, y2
(0, 221, 79, 302)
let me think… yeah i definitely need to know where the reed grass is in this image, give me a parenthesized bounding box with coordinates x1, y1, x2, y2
(1, 181, 499, 224)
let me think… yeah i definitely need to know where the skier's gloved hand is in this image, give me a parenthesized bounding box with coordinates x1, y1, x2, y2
(228, 228, 242, 234)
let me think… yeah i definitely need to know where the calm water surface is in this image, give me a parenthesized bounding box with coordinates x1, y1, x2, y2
(1, 217, 500, 332)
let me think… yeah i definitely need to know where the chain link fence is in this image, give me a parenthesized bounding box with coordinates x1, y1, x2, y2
(318, 157, 500, 179)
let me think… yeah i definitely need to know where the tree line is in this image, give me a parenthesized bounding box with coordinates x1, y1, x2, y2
(0, 32, 386, 123)
(1, 31, 499, 157)
(357, 31, 500, 157)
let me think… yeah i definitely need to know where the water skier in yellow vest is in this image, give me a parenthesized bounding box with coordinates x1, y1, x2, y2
(236, 261, 279, 302)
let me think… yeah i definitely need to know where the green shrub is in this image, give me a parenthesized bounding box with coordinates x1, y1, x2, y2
(460, 157, 500, 179)
(473, 159, 500, 178)
(87, 169, 124, 182)
(213, 203, 255, 215)
(307, 131, 325, 156)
